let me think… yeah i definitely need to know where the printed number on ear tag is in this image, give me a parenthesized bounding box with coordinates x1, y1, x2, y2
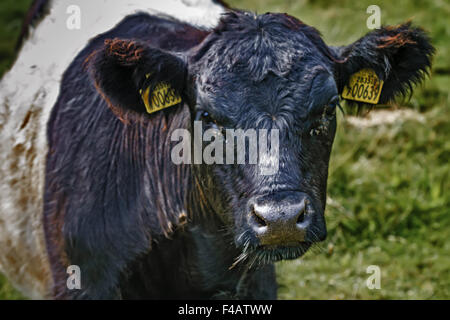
(139, 75, 182, 114)
(342, 69, 384, 104)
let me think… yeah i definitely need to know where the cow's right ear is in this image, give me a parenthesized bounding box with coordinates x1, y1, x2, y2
(87, 38, 188, 118)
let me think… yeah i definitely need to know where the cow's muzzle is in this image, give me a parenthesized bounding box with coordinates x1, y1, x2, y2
(247, 192, 326, 246)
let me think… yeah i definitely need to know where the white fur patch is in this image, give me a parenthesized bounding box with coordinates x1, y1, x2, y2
(0, 0, 224, 299)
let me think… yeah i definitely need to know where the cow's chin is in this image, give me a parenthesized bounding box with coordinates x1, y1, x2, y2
(257, 242, 312, 261)
(251, 242, 312, 263)
(234, 240, 312, 268)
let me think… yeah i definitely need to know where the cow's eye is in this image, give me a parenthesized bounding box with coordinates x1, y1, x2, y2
(196, 110, 221, 130)
(200, 111, 216, 125)
(201, 111, 212, 121)
(195, 110, 213, 123)
(325, 97, 339, 116)
(309, 96, 340, 136)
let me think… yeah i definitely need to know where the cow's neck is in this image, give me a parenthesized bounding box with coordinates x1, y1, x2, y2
(121, 218, 259, 299)
(120, 166, 276, 299)
(178, 221, 277, 299)
(184, 224, 253, 298)
(181, 176, 251, 298)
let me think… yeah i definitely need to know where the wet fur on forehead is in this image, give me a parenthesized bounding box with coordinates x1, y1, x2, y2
(191, 11, 332, 82)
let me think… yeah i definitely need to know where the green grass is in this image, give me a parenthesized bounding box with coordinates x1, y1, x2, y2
(278, 237, 450, 299)
(0, 0, 32, 75)
(0, 274, 24, 300)
(277, 105, 450, 299)
(0, 0, 448, 299)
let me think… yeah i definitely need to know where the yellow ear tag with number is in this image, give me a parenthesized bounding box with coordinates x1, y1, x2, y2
(139, 74, 182, 114)
(342, 69, 384, 104)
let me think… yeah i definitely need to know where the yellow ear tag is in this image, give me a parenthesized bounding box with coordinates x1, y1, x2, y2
(342, 69, 384, 104)
(139, 74, 182, 114)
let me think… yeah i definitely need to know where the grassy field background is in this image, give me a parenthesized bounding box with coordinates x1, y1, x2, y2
(0, 0, 448, 299)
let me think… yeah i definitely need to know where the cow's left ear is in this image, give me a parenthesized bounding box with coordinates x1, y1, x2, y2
(332, 22, 434, 106)
(87, 38, 188, 118)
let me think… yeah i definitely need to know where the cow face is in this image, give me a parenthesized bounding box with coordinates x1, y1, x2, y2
(187, 13, 344, 264)
(90, 12, 433, 265)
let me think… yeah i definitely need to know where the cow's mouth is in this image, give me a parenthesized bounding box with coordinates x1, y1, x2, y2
(232, 241, 312, 268)
(254, 242, 312, 262)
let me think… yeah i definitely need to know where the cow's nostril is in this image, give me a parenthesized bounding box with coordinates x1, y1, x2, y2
(297, 211, 305, 224)
(297, 202, 307, 224)
(251, 207, 267, 227)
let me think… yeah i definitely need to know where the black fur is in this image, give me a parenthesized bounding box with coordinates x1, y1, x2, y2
(88, 39, 188, 118)
(44, 13, 207, 300)
(44, 10, 434, 299)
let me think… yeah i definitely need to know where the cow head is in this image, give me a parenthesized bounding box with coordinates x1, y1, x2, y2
(89, 11, 433, 265)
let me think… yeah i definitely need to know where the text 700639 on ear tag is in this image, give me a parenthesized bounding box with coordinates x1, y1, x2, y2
(140, 82, 182, 114)
(342, 69, 384, 104)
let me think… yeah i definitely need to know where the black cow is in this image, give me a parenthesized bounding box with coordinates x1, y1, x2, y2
(43, 10, 433, 299)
